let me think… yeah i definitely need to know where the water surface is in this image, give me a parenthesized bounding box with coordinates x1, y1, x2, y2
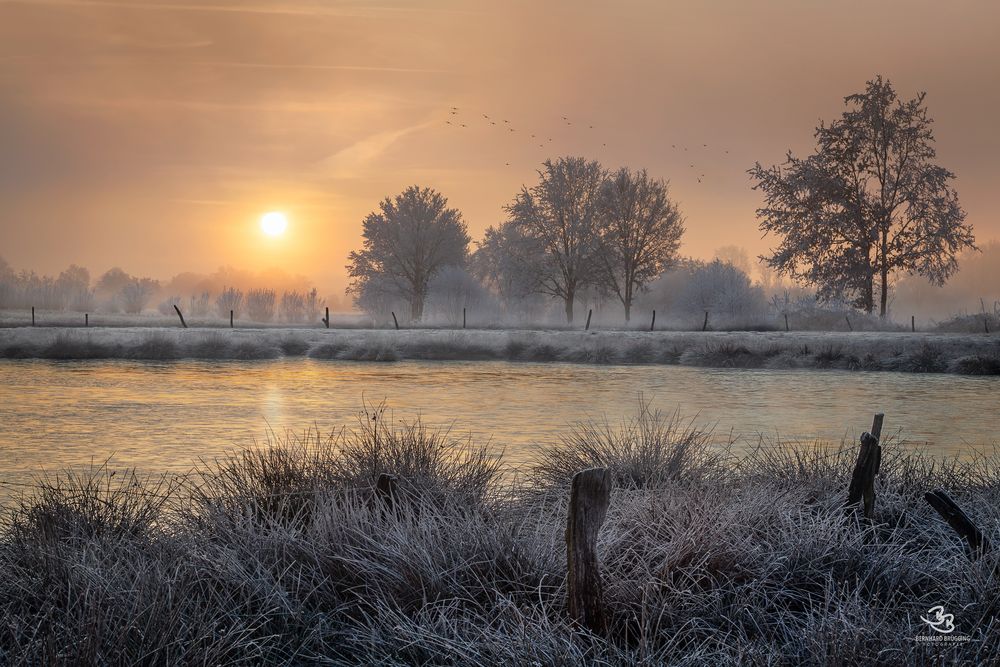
(1, 359, 997, 486)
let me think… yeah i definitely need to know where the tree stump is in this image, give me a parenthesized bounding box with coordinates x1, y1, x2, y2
(846, 413, 884, 519)
(566, 467, 612, 634)
(925, 489, 991, 557)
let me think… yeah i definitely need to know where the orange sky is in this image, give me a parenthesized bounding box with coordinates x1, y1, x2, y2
(1, 0, 998, 295)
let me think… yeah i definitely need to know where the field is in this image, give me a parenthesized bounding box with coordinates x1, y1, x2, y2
(1, 324, 998, 374)
(0, 406, 997, 664)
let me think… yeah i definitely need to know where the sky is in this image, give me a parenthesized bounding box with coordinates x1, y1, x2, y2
(1, 0, 998, 295)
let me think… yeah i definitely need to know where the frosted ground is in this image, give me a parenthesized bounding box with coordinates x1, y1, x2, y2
(1, 324, 997, 374)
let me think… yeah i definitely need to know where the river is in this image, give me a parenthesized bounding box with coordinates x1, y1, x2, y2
(1, 359, 997, 486)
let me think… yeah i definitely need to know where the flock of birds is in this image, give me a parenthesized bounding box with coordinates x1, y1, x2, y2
(442, 106, 734, 185)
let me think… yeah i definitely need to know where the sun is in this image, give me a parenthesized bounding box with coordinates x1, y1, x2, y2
(260, 211, 288, 237)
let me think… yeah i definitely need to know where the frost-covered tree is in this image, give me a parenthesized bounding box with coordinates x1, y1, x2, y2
(119, 277, 159, 314)
(471, 223, 544, 308)
(347, 186, 470, 322)
(676, 260, 766, 323)
(55, 265, 93, 311)
(215, 286, 243, 318)
(596, 168, 684, 322)
(246, 288, 276, 322)
(750, 76, 975, 317)
(504, 157, 606, 323)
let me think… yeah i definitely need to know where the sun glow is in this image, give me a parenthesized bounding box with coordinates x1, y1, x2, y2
(260, 211, 288, 237)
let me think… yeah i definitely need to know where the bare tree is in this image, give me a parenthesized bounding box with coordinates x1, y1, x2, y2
(347, 185, 470, 322)
(119, 277, 159, 314)
(596, 168, 684, 322)
(246, 288, 277, 322)
(505, 157, 606, 323)
(215, 286, 244, 319)
(750, 75, 975, 317)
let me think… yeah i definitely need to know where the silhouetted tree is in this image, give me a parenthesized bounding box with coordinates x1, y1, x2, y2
(504, 157, 606, 323)
(750, 76, 975, 317)
(347, 186, 470, 322)
(596, 168, 684, 322)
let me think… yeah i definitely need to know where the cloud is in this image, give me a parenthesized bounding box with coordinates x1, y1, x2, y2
(319, 121, 436, 178)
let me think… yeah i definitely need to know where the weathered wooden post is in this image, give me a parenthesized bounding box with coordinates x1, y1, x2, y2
(911, 315, 915, 332)
(85, 313, 89, 327)
(846, 413, 884, 519)
(391, 312, 399, 330)
(324, 306, 330, 329)
(784, 313, 789, 331)
(585, 309, 593, 331)
(173, 304, 188, 328)
(31, 306, 35, 327)
(650, 310, 656, 331)
(463, 307, 466, 329)
(230, 309, 234, 328)
(924, 490, 991, 557)
(702, 311, 709, 332)
(845, 316, 853, 332)
(566, 467, 612, 635)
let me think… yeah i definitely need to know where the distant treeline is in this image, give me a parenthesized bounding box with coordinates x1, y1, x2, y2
(0, 259, 326, 323)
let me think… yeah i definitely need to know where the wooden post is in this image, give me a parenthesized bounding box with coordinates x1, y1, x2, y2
(650, 310, 656, 331)
(230, 309, 234, 328)
(31, 306, 35, 327)
(784, 313, 789, 332)
(566, 467, 612, 635)
(324, 306, 330, 329)
(585, 309, 592, 331)
(845, 316, 853, 332)
(702, 311, 709, 332)
(391, 312, 399, 330)
(846, 413, 884, 519)
(173, 304, 188, 328)
(911, 315, 915, 332)
(924, 489, 991, 557)
(85, 313, 88, 327)
(463, 307, 466, 329)
(375, 473, 399, 511)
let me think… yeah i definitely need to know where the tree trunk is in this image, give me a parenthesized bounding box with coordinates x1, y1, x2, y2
(879, 266, 888, 318)
(565, 290, 575, 324)
(624, 301, 631, 323)
(410, 294, 424, 322)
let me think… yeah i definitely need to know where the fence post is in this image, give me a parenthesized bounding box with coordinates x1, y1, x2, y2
(324, 306, 330, 329)
(230, 309, 234, 328)
(391, 312, 399, 330)
(463, 307, 466, 329)
(846, 413, 884, 519)
(784, 313, 789, 332)
(924, 490, 991, 557)
(31, 306, 35, 327)
(173, 305, 188, 329)
(650, 310, 656, 331)
(585, 309, 593, 331)
(85, 313, 88, 327)
(911, 315, 915, 332)
(702, 311, 709, 332)
(566, 467, 611, 635)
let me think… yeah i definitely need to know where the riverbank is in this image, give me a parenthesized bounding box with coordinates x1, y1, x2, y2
(0, 407, 996, 664)
(1, 326, 998, 374)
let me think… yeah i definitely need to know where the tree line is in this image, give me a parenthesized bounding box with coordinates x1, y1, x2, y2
(348, 160, 684, 324)
(348, 76, 976, 324)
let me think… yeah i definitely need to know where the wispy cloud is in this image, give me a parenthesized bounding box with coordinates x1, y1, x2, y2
(320, 120, 436, 177)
